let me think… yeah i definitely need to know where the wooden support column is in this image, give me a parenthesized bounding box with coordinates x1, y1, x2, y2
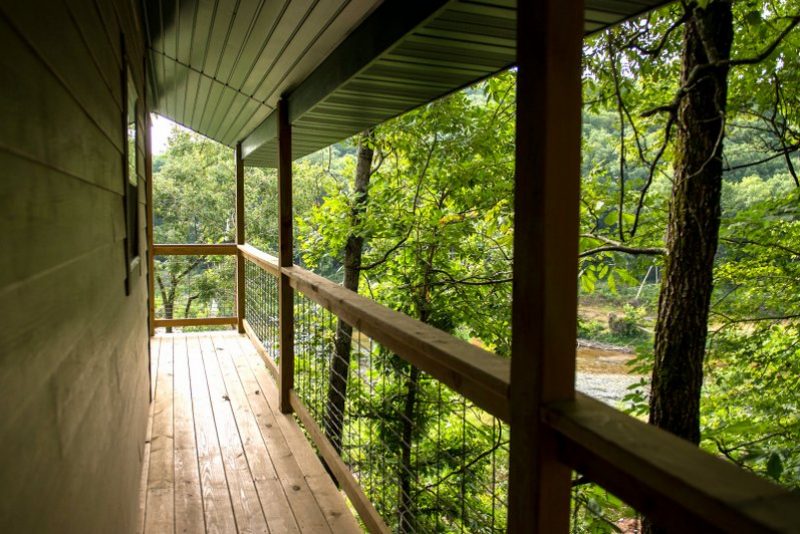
(277, 98, 294, 414)
(235, 142, 246, 333)
(146, 111, 155, 337)
(507, 1, 583, 533)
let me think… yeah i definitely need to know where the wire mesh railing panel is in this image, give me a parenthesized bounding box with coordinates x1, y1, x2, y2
(244, 259, 279, 360)
(570, 472, 641, 533)
(153, 255, 235, 320)
(294, 292, 509, 533)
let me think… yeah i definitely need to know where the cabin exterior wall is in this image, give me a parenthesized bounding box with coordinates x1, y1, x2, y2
(0, 1, 151, 532)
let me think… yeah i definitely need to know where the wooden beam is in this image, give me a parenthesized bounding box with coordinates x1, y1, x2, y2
(151, 243, 238, 255)
(238, 244, 280, 276)
(285, 265, 510, 422)
(290, 392, 391, 534)
(153, 317, 237, 328)
(239, 1, 449, 161)
(146, 110, 155, 338)
(235, 142, 245, 334)
(277, 98, 294, 414)
(507, 1, 583, 532)
(544, 393, 800, 533)
(241, 110, 276, 160)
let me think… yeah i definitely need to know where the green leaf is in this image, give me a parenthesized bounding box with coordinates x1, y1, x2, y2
(607, 272, 617, 293)
(744, 10, 761, 26)
(766, 452, 783, 480)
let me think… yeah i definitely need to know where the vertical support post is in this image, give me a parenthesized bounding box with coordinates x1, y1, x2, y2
(507, 1, 583, 533)
(235, 142, 246, 334)
(145, 111, 155, 337)
(277, 98, 294, 414)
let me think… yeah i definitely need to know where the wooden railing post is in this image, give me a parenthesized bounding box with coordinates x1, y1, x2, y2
(146, 111, 155, 337)
(235, 142, 246, 334)
(277, 98, 294, 414)
(507, 1, 583, 533)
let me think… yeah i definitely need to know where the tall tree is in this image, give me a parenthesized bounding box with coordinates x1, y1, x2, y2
(325, 130, 375, 454)
(580, 0, 800, 448)
(649, 0, 734, 446)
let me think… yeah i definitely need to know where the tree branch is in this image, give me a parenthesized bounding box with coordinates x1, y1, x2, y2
(721, 237, 800, 257)
(580, 233, 666, 257)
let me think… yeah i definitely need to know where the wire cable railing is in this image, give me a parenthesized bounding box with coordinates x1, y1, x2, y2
(153, 254, 236, 329)
(244, 259, 279, 360)
(293, 291, 509, 533)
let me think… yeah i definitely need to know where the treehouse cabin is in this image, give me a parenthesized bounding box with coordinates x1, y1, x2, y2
(1, 0, 798, 532)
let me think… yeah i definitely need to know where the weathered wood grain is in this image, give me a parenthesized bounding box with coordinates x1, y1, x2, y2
(544, 393, 800, 533)
(145, 336, 175, 534)
(215, 334, 299, 534)
(152, 244, 238, 256)
(186, 335, 238, 534)
(232, 337, 335, 533)
(172, 334, 205, 534)
(507, 1, 583, 532)
(198, 335, 269, 533)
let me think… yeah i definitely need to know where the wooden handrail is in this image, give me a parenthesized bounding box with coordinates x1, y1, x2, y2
(150, 243, 240, 331)
(153, 317, 237, 328)
(152, 243, 238, 255)
(543, 393, 800, 533)
(238, 244, 280, 276)
(285, 265, 511, 421)
(240, 246, 511, 421)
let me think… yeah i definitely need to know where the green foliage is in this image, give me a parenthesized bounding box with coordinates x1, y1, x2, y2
(296, 73, 517, 532)
(703, 325, 800, 489)
(571, 482, 630, 533)
(300, 71, 516, 356)
(153, 128, 235, 244)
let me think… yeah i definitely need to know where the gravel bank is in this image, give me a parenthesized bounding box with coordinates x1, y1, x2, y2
(576, 372, 647, 407)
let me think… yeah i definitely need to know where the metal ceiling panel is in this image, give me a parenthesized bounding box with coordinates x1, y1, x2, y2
(144, 0, 382, 146)
(143, 0, 670, 165)
(241, 0, 669, 167)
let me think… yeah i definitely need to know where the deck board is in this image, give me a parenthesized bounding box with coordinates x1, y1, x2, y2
(173, 334, 205, 533)
(139, 331, 360, 534)
(145, 336, 175, 534)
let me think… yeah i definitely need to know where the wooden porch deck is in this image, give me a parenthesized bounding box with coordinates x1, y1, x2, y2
(137, 331, 361, 533)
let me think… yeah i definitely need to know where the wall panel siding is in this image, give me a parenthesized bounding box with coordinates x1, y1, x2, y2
(0, 0, 151, 532)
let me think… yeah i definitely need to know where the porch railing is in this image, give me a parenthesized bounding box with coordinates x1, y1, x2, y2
(234, 243, 799, 534)
(151, 244, 239, 329)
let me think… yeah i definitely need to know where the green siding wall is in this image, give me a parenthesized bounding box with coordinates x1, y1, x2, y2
(0, 0, 151, 532)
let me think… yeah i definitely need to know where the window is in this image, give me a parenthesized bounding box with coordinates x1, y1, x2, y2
(123, 64, 141, 294)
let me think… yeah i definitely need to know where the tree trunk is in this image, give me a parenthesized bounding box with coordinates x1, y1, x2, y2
(398, 365, 420, 533)
(184, 294, 198, 319)
(156, 275, 175, 334)
(646, 1, 733, 530)
(164, 288, 175, 333)
(398, 244, 437, 532)
(325, 131, 374, 454)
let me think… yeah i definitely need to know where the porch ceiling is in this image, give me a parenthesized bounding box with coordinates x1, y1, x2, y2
(143, 0, 669, 167)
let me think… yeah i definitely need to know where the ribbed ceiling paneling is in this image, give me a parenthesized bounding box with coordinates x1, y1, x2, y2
(144, 0, 669, 166)
(144, 0, 382, 147)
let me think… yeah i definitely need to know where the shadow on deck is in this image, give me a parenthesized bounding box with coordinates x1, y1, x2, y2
(137, 331, 361, 533)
